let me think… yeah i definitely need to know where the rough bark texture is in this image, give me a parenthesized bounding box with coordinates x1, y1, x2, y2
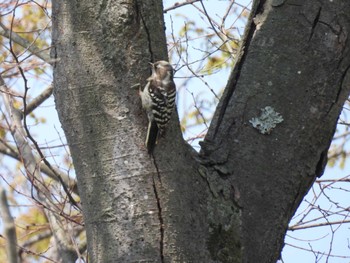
(52, 0, 350, 262)
(202, 0, 350, 262)
(52, 0, 167, 261)
(52, 0, 216, 262)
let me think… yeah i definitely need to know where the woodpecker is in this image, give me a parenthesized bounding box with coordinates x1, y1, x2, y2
(140, 61, 176, 154)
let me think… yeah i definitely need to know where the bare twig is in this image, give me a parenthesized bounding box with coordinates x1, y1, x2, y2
(221, 0, 236, 26)
(197, 1, 235, 56)
(284, 242, 350, 259)
(164, 0, 202, 13)
(198, 1, 222, 41)
(0, 140, 78, 194)
(189, 91, 208, 128)
(289, 219, 350, 231)
(6, 16, 80, 210)
(0, 21, 51, 64)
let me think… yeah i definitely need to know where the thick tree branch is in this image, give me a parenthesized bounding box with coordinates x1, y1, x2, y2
(52, 0, 215, 261)
(0, 187, 19, 263)
(200, 1, 350, 261)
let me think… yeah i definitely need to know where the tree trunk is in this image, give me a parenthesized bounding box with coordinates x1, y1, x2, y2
(52, 0, 350, 262)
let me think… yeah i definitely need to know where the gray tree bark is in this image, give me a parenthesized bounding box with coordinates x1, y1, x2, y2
(52, 0, 350, 262)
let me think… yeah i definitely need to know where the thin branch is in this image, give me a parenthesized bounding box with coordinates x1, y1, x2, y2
(189, 90, 208, 128)
(221, 0, 236, 26)
(0, 74, 80, 217)
(0, 141, 78, 195)
(21, 84, 53, 117)
(198, 0, 223, 41)
(197, 1, 235, 56)
(20, 230, 52, 248)
(285, 242, 350, 259)
(316, 178, 350, 183)
(1, 74, 80, 263)
(0, 21, 52, 64)
(163, 0, 202, 13)
(6, 18, 80, 211)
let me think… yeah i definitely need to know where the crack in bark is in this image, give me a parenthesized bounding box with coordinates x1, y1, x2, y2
(136, 2, 165, 257)
(308, 7, 321, 41)
(211, 0, 266, 138)
(97, 0, 108, 18)
(153, 155, 162, 184)
(137, 0, 154, 62)
(152, 157, 164, 263)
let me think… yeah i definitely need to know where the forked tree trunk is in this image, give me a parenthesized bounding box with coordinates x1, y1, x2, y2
(52, 0, 350, 262)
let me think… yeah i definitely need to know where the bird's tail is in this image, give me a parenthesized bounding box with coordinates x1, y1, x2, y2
(145, 120, 158, 154)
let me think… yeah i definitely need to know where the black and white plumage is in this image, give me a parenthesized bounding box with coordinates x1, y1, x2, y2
(140, 61, 176, 154)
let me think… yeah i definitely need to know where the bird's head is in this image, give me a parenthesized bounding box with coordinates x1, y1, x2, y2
(150, 60, 174, 80)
